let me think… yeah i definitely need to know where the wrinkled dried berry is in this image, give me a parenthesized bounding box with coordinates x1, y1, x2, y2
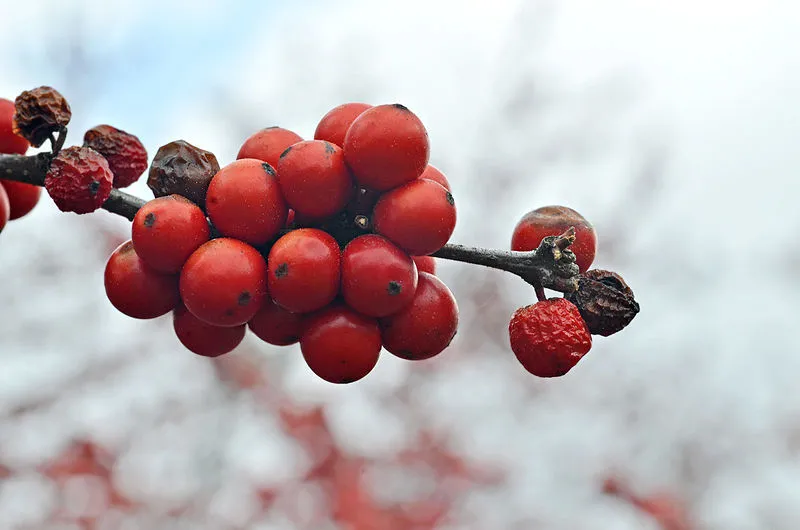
(147, 140, 220, 210)
(565, 269, 639, 336)
(83, 125, 148, 188)
(13, 86, 71, 148)
(44, 146, 113, 214)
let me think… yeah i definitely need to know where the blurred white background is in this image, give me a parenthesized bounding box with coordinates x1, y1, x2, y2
(1, 0, 799, 528)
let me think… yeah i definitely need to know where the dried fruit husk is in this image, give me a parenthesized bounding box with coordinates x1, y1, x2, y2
(13, 86, 72, 147)
(147, 140, 220, 210)
(565, 269, 639, 336)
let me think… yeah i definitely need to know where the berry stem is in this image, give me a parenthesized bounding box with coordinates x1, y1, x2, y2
(0, 152, 581, 293)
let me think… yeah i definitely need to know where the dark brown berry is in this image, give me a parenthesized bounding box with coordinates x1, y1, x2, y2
(44, 146, 113, 214)
(12, 86, 71, 148)
(83, 125, 148, 188)
(564, 269, 639, 336)
(147, 140, 220, 210)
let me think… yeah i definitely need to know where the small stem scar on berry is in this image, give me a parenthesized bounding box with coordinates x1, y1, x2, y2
(0, 152, 582, 294)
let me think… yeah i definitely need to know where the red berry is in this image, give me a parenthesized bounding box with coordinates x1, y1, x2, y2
(131, 195, 210, 273)
(0, 184, 10, 233)
(511, 205, 597, 273)
(300, 305, 381, 384)
(419, 164, 451, 191)
(248, 297, 304, 346)
(173, 304, 245, 357)
(276, 140, 354, 219)
(341, 234, 418, 317)
(379, 272, 458, 361)
(45, 146, 114, 214)
(343, 104, 429, 191)
(508, 298, 592, 378)
(267, 228, 340, 313)
(0, 180, 41, 220)
(206, 159, 288, 246)
(373, 178, 456, 256)
(237, 127, 303, 169)
(104, 240, 180, 319)
(83, 124, 148, 188)
(314, 102, 372, 148)
(180, 238, 268, 327)
(412, 256, 436, 276)
(0, 98, 29, 154)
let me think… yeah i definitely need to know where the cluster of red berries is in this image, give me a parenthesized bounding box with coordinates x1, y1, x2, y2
(0, 98, 43, 229)
(104, 102, 459, 384)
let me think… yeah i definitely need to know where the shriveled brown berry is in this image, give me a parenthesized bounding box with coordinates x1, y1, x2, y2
(147, 140, 220, 210)
(83, 125, 148, 188)
(45, 146, 113, 214)
(565, 269, 639, 336)
(12, 86, 71, 147)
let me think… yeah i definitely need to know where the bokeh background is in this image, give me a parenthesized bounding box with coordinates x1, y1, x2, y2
(1, 0, 799, 528)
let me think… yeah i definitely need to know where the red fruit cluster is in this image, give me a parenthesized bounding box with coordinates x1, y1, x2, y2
(0, 98, 41, 232)
(104, 102, 458, 383)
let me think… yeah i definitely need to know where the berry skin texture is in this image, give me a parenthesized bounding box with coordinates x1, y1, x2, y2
(300, 305, 382, 384)
(412, 256, 436, 276)
(45, 146, 114, 214)
(276, 140, 354, 219)
(12, 86, 71, 148)
(511, 205, 597, 273)
(131, 195, 210, 273)
(343, 104, 430, 191)
(248, 298, 304, 346)
(268, 228, 341, 313)
(0, 184, 10, 234)
(237, 127, 303, 169)
(180, 238, 268, 327)
(104, 240, 180, 319)
(419, 164, 451, 191)
(83, 124, 148, 188)
(380, 272, 458, 361)
(314, 102, 372, 148)
(0, 180, 41, 220)
(508, 298, 592, 378)
(0, 98, 29, 154)
(173, 304, 245, 357)
(206, 159, 288, 246)
(341, 234, 418, 318)
(373, 178, 456, 256)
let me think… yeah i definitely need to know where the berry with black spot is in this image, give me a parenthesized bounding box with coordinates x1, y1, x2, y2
(12, 86, 71, 147)
(180, 238, 268, 327)
(512, 205, 597, 273)
(104, 240, 180, 319)
(0, 180, 41, 220)
(373, 178, 456, 256)
(131, 195, 210, 273)
(508, 298, 592, 378)
(237, 127, 303, 169)
(341, 234, 418, 317)
(173, 304, 245, 357)
(267, 228, 341, 313)
(206, 158, 288, 246)
(0, 98, 29, 154)
(419, 164, 451, 191)
(276, 140, 354, 219)
(314, 102, 372, 148)
(248, 297, 304, 346)
(300, 304, 381, 384)
(380, 272, 458, 361)
(343, 103, 429, 191)
(44, 146, 113, 214)
(83, 124, 148, 188)
(147, 140, 220, 210)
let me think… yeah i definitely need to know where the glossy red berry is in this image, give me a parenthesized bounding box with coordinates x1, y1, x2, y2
(104, 240, 180, 319)
(237, 127, 303, 169)
(419, 164, 451, 191)
(180, 238, 268, 327)
(248, 298, 304, 346)
(267, 228, 340, 313)
(0, 98, 29, 154)
(512, 205, 597, 273)
(300, 305, 381, 384)
(412, 256, 436, 276)
(83, 124, 148, 188)
(276, 140, 354, 219)
(131, 195, 210, 273)
(373, 178, 456, 256)
(508, 298, 592, 378)
(206, 159, 288, 246)
(343, 104, 429, 191)
(341, 234, 418, 317)
(173, 304, 245, 357)
(45, 146, 114, 214)
(0, 184, 10, 234)
(314, 102, 372, 148)
(1, 180, 41, 220)
(380, 272, 458, 360)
